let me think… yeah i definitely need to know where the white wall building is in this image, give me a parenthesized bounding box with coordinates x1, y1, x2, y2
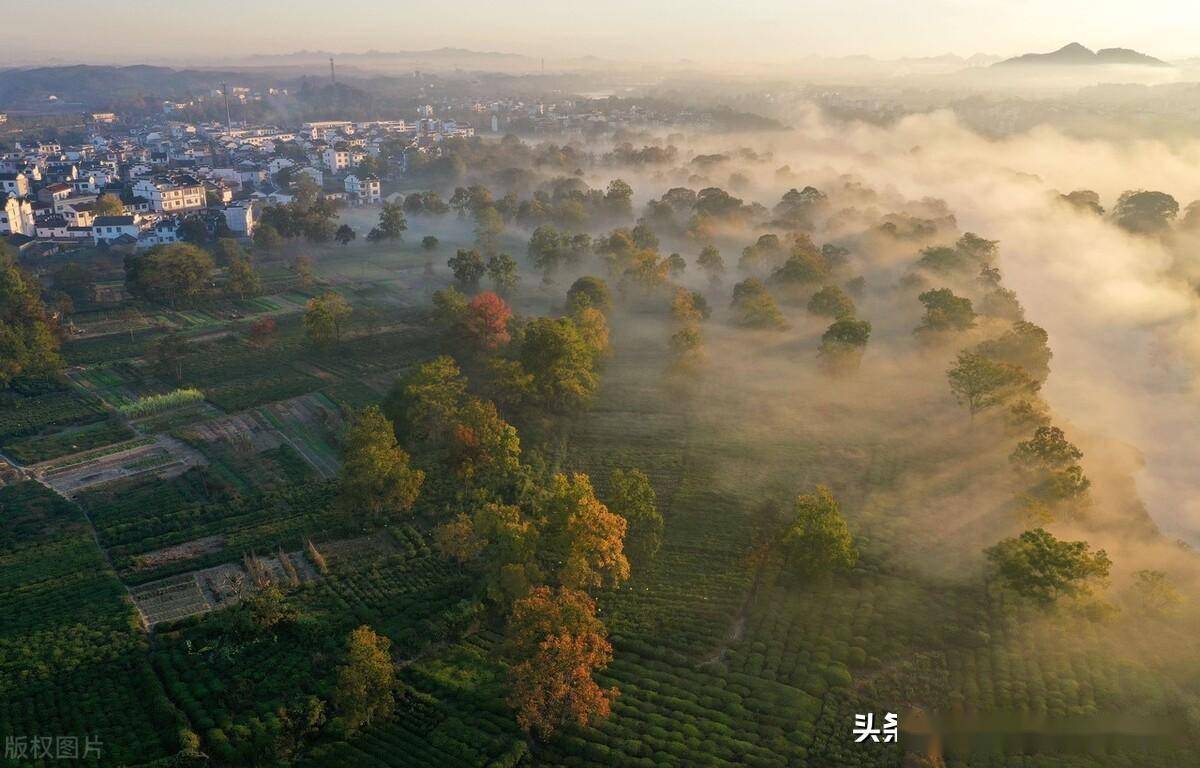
(0, 195, 35, 236)
(133, 175, 205, 213)
(343, 174, 381, 205)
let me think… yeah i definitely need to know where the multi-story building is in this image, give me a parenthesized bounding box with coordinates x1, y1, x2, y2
(0, 172, 31, 197)
(223, 202, 255, 237)
(132, 174, 205, 213)
(322, 147, 350, 173)
(37, 183, 73, 207)
(92, 215, 140, 245)
(0, 195, 36, 236)
(344, 174, 381, 205)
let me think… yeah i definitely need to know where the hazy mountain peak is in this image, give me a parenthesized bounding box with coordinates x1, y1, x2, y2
(996, 42, 1168, 67)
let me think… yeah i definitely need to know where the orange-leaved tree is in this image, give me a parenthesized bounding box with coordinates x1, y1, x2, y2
(506, 585, 618, 737)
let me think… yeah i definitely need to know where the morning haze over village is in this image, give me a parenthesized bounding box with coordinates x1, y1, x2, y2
(4, 5, 1200, 767)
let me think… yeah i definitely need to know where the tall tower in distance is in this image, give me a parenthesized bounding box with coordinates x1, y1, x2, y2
(221, 81, 232, 135)
(330, 58, 336, 87)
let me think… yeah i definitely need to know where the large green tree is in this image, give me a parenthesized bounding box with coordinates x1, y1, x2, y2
(303, 291, 352, 347)
(337, 406, 424, 522)
(607, 468, 663, 570)
(0, 245, 62, 386)
(334, 625, 396, 732)
(124, 243, 214, 307)
(782, 486, 857, 578)
(947, 351, 1034, 421)
(985, 528, 1111, 605)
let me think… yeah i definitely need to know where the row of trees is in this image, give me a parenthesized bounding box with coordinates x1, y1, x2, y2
(0, 243, 63, 387)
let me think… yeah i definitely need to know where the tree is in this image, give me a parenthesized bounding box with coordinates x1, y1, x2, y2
(1061, 190, 1105, 216)
(669, 325, 704, 369)
(0, 245, 62, 386)
(152, 330, 188, 382)
(1112, 190, 1178, 235)
(985, 528, 1111, 605)
(806, 285, 855, 319)
(178, 217, 208, 245)
(304, 291, 352, 347)
(782, 486, 857, 578)
(518, 317, 602, 411)
(486, 253, 519, 295)
(463, 291, 513, 352)
(367, 202, 407, 241)
(244, 584, 297, 634)
(1131, 569, 1183, 615)
(382, 354, 462, 435)
(93, 193, 125, 217)
(975, 321, 1053, 383)
(665, 252, 687, 277)
(1010, 425, 1084, 473)
(915, 288, 975, 335)
(422, 235, 440, 252)
(50, 262, 96, 307)
(1010, 425, 1091, 505)
(566, 276, 611, 316)
(526, 225, 565, 282)
(818, 318, 871, 375)
(213, 237, 246, 266)
(254, 223, 284, 252)
(538, 473, 630, 590)
(607, 468, 662, 569)
(435, 502, 537, 602)
(769, 242, 830, 293)
(226, 255, 261, 299)
(697, 244, 726, 286)
(338, 406, 424, 522)
(605, 178, 634, 220)
(448, 249, 486, 292)
(124, 243, 214, 307)
(670, 288, 705, 326)
(947, 351, 1034, 421)
(294, 255, 315, 288)
(474, 205, 505, 255)
(335, 224, 357, 246)
(334, 626, 396, 732)
(506, 586, 618, 738)
(731, 278, 786, 329)
(247, 316, 277, 347)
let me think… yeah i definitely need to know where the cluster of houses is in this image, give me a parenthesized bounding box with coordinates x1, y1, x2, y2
(1, 106, 476, 254)
(0, 131, 256, 253)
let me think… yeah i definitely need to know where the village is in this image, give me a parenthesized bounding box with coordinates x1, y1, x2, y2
(0, 107, 485, 253)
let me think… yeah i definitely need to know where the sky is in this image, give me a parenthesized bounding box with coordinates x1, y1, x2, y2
(8, 0, 1200, 65)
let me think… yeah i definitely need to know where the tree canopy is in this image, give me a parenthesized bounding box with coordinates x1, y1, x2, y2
(986, 528, 1111, 606)
(782, 486, 858, 578)
(338, 406, 425, 522)
(0, 245, 62, 387)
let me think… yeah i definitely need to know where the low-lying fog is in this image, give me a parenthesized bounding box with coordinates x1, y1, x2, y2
(700, 107, 1200, 542)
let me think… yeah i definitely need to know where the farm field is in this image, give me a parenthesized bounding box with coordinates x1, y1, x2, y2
(0, 482, 180, 767)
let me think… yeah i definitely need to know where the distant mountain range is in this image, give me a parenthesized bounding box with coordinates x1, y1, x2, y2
(995, 43, 1169, 67)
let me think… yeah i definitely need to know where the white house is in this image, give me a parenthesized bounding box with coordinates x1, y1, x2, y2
(0, 195, 35, 236)
(268, 158, 295, 176)
(343, 174, 381, 205)
(36, 215, 70, 239)
(223, 203, 255, 237)
(322, 147, 350, 173)
(38, 183, 73, 206)
(133, 175, 205, 213)
(0, 172, 31, 197)
(92, 215, 140, 245)
(137, 219, 181, 249)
